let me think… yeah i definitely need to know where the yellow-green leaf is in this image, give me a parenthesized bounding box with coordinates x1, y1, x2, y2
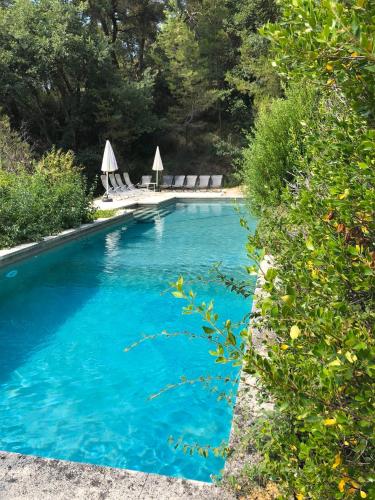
(290, 325, 300, 339)
(328, 358, 342, 367)
(332, 453, 342, 469)
(305, 237, 315, 251)
(324, 418, 337, 426)
(339, 189, 350, 200)
(345, 351, 358, 363)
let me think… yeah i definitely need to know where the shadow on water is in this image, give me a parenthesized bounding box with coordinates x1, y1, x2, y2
(0, 215, 167, 385)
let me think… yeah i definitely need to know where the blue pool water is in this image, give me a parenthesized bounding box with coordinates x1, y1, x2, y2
(0, 202, 256, 482)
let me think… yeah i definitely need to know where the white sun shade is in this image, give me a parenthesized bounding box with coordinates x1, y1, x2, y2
(152, 146, 164, 171)
(101, 140, 118, 173)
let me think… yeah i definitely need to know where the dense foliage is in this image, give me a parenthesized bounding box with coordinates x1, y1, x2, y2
(241, 1, 374, 497)
(0, 148, 93, 247)
(0, 0, 280, 178)
(242, 84, 318, 212)
(172, 1, 374, 498)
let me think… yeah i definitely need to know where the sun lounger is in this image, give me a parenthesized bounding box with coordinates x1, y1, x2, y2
(138, 175, 152, 189)
(109, 173, 135, 196)
(114, 173, 128, 190)
(160, 175, 174, 189)
(210, 175, 223, 189)
(197, 175, 211, 190)
(100, 175, 122, 198)
(134, 174, 152, 190)
(185, 175, 198, 190)
(122, 172, 148, 193)
(110, 173, 138, 198)
(172, 175, 185, 189)
(115, 173, 140, 196)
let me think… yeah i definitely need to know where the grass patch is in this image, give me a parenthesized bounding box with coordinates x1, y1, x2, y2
(94, 209, 118, 219)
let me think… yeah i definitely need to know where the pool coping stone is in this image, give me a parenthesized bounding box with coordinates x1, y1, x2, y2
(0, 451, 234, 499)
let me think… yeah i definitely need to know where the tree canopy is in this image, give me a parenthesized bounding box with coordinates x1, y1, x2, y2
(0, 0, 280, 179)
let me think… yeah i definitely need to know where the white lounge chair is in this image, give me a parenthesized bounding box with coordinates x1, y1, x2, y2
(114, 173, 138, 196)
(160, 175, 174, 189)
(185, 175, 198, 190)
(122, 172, 148, 192)
(138, 175, 152, 189)
(109, 173, 136, 196)
(197, 175, 210, 190)
(100, 175, 122, 198)
(210, 175, 223, 189)
(172, 175, 185, 189)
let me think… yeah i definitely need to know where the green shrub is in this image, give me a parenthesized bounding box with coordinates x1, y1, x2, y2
(171, 2, 374, 499)
(241, 97, 375, 500)
(241, 84, 318, 214)
(235, 0, 375, 497)
(0, 149, 94, 247)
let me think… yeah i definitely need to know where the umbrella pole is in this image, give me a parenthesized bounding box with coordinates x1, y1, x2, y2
(103, 172, 112, 202)
(156, 169, 159, 190)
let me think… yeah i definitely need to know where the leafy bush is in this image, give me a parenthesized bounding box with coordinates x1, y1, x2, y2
(241, 84, 318, 213)
(0, 149, 94, 247)
(241, 96, 374, 500)
(171, 1, 374, 499)
(235, 1, 375, 498)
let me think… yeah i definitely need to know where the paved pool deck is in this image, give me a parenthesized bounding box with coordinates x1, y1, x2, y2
(94, 187, 244, 211)
(0, 452, 234, 499)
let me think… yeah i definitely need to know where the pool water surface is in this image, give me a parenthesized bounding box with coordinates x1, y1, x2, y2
(0, 202, 256, 482)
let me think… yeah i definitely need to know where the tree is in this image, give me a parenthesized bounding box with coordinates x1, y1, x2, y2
(0, 0, 158, 176)
(85, 0, 166, 76)
(155, 7, 218, 143)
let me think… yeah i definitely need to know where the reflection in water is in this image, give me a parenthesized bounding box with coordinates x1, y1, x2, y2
(154, 214, 165, 242)
(104, 230, 122, 275)
(186, 204, 197, 214)
(211, 204, 223, 216)
(105, 230, 122, 255)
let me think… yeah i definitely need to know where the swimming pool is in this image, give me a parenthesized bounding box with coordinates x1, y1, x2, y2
(0, 202, 256, 482)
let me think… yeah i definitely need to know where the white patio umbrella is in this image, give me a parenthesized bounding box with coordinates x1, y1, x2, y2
(101, 140, 118, 201)
(152, 146, 164, 189)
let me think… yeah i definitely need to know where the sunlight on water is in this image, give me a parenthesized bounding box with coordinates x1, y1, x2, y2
(0, 202, 257, 481)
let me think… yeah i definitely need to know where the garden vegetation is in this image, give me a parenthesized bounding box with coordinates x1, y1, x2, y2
(0, 0, 279, 178)
(0, 129, 93, 247)
(172, 0, 374, 498)
(0, 0, 373, 497)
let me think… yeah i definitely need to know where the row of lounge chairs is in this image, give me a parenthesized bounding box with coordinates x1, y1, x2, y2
(140, 175, 223, 190)
(101, 173, 224, 198)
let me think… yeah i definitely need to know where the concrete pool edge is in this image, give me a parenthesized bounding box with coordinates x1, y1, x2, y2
(0, 195, 244, 269)
(0, 451, 234, 499)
